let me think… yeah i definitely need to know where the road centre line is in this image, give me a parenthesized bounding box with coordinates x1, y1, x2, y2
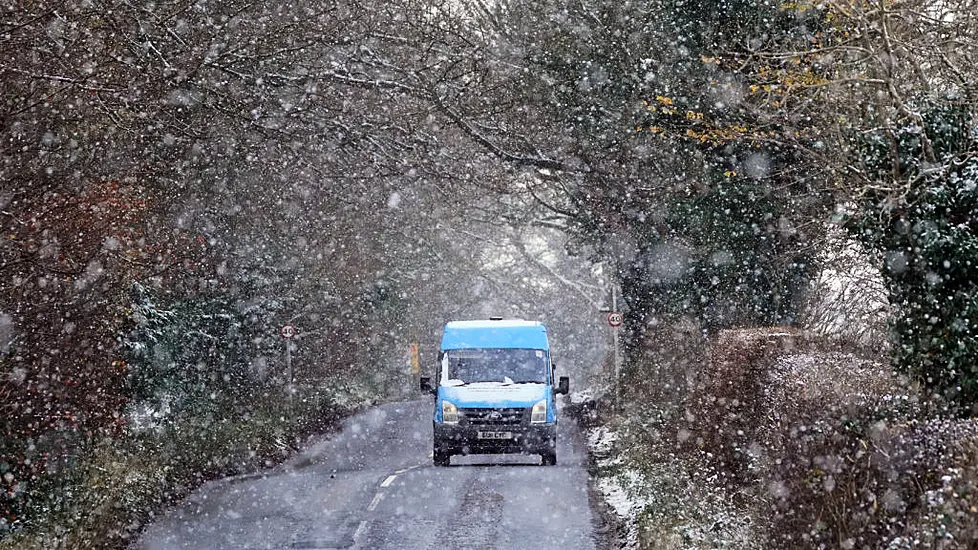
(364, 465, 421, 515)
(367, 492, 384, 511)
(351, 519, 369, 549)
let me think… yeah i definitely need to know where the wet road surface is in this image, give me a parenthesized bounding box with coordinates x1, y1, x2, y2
(135, 399, 599, 550)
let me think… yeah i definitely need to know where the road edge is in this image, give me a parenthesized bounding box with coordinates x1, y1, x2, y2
(564, 396, 624, 550)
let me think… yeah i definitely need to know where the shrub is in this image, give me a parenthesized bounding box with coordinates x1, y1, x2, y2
(672, 328, 978, 548)
(850, 106, 978, 411)
(0, 385, 354, 550)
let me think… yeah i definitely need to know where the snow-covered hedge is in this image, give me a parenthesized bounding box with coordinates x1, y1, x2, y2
(581, 328, 978, 549)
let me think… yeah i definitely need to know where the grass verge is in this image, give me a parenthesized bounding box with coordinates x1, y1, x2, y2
(0, 384, 371, 550)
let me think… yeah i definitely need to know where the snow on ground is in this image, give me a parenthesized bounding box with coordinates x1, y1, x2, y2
(585, 422, 644, 550)
(569, 388, 596, 405)
(587, 425, 617, 457)
(584, 419, 760, 550)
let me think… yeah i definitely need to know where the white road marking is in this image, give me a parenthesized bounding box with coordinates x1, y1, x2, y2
(380, 475, 397, 487)
(351, 519, 369, 549)
(367, 492, 383, 511)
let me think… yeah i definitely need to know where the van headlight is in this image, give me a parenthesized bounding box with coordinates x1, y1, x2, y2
(531, 400, 547, 424)
(442, 401, 459, 424)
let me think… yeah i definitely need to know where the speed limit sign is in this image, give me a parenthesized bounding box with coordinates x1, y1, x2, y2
(280, 324, 297, 339)
(607, 312, 623, 327)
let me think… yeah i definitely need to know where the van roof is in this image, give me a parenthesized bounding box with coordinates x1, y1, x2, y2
(440, 319, 549, 350)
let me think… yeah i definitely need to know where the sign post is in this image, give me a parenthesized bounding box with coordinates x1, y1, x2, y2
(607, 290, 623, 411)
(281, 324, 297, 406)
(599, 286, 624, 411)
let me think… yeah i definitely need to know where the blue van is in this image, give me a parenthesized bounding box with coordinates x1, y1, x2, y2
(420, 319, 569, 466)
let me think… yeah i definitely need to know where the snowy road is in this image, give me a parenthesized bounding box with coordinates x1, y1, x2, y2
(135, 399, 600, 550)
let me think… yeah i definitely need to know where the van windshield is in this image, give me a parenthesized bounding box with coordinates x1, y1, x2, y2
(444, 348, 549, 384)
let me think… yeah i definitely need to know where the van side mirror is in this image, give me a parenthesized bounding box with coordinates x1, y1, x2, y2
(556, 376, 569, 395)
(420, 376, 435, 395)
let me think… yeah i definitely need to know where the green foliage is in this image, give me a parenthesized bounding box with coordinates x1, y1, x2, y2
(621, 176, 812, 337)
(851, 103, 978, 409)
(870, 165, 977, 408)
(858, 103, 974, 180)
(674, 178, 810, 328)
(125, 284, 280, 418)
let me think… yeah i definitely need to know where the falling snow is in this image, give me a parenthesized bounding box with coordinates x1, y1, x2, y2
(2, 0, 977, 548)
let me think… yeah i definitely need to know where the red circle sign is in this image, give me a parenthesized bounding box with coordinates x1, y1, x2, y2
(280, 324, 297, 339)
(607, 312, 623, 327)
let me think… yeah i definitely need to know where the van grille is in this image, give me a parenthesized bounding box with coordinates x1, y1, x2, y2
(461, 407, 525, 426)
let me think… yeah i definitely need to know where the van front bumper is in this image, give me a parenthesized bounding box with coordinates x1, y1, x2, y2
(433, 423, 556, 455)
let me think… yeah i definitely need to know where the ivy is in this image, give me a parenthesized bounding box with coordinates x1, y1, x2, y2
(850, 104, 978, 410)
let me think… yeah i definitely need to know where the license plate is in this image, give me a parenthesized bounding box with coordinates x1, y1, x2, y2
(477, 431, 513, 440)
